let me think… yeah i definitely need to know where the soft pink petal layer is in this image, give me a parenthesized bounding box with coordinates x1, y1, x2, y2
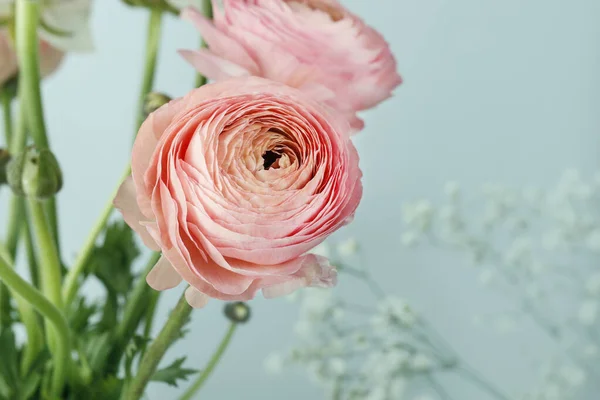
(146, 255, 183, 290)
(113, 176, 160, 251)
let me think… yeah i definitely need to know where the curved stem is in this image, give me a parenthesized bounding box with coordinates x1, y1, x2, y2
(0, 252, 69, 398)
(62, 167, 130, 306)
(194, 0, 213, 88)
(179, 322, 237, 400)
(125, 291, 193, 400)
(136, 8, 163, 129)
(64, 9, 163, 305)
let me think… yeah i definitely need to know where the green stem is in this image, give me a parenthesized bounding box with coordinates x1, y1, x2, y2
(1, 86, 12, 145)
(62, 167, 131, 306)
(0, 252, 69, 398)
(137, 8, 162, 129)
(125, 291, 193, 400)
(143, 290, 160, 339)
(27, 199, 62, 309)
(194, 0, 213, 88)
(63, 8, 163, 305)
(15, 0, 60, 251)
(179, 322, 237, 400)
(115, 252, 161, 350)
(22, 215, 40, 289)
(27, 198, 65, 358)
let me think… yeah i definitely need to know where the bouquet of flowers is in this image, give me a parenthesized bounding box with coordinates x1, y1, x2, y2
(0, 0, 400, 399)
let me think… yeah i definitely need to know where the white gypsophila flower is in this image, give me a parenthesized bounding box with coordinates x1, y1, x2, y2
(299, 288, 333, 322)
(409, 353, 433, 371)
(389, 379, 408, 399)
(402, 200, 434, 233)
(541, 382, 563, 400)
(444, 181, 460, 201)
(585, 273, 600, 295)
(505, 236, 532, 266)
(577, 300, 598, 326)
(372, 297, 417, 331)
(400, 231, 420, 247)
(586, 229, 600, 251)
(365, 386, 386, 400)
(264, 353, 284, 375)
(328, 358, 347, 376)
(38, 0, 94, 52)
(336, 237, 359, 257)
(559, 365, 586, 387)
(478, 269, 495, 286)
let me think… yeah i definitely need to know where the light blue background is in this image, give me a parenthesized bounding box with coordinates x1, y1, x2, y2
(2, 0, 600, 399)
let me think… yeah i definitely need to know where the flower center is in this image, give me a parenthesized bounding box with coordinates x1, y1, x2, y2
(262, 150, 282, 170)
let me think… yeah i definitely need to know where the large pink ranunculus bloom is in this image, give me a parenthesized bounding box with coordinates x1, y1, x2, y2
(0, 30, 64, 86)
(179, 0, 402, 133)
(114, 77, 362, 307)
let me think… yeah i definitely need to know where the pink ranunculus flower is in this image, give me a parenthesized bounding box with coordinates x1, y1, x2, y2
(179, 0, 402, 133)
(0, 30, 64, 86)
(114, 77, 362, 308)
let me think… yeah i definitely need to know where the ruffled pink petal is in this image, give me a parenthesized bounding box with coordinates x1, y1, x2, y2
(261, 254, 338, 299)
(178, 49, 250, 81)
(181, 7, 258, 73)
(146, 255, 183, 290)
(113, 176, 160, 251)
(185, 286, 210, 308)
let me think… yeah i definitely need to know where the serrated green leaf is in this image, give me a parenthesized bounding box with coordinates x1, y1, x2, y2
(124, 335, 151, 379)
(88, 221, 140, 295)
(83, 332, 113, 375)
(68, 298, 98, 334)
(150, 357, 198, 388)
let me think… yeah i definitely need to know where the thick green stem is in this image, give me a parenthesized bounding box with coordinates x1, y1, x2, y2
(27, 198, 64, 358)
(27, 199, 62, 309)
(194, 0, 213, 88)
(179, 322, 237, 400)
(143, 290, 160, 339)
(125, 292, 192, 400)
(16, 0, 60, 252)
(0, 252, 69, 398)
(136, 8, 162, 129)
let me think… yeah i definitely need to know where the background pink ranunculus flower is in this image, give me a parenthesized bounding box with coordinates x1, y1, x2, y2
(114, 77, 363, 308)
(179, 0, 402, 133)
(0, 30, 65, 86)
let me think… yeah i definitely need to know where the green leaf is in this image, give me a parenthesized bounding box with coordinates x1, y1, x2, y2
(124, 335, 150, 379)
(82, 332, 114, 375)
(0, 329, 18, 397)
(67, 298, 98, 334)
(150, 357, 198, 388)
(88, 221, 140, 295)
(21, 372, 41, 400)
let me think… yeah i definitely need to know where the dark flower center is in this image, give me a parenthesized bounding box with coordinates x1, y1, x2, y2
(262, 150, 282, 170)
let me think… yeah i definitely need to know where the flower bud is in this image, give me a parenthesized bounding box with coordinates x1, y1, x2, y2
(7, 146, 63, 199)
(224, 302, 251, 324)
(0, 149, 10, 185)
(143, 92, 172, 119)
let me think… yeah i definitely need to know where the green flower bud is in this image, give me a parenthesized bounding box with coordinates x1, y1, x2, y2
(224, 302, 251, 324)
(143, 92, 172, 119)
(7, 146, 63, 199)
(0, 149, 10, 185)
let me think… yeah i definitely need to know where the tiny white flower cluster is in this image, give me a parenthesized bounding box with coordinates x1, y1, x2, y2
(401, 169, 600, 400)
(268, 240, 503, 400)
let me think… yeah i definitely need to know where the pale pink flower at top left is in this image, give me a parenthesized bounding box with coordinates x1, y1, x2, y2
(0, 30, 64, 86)
(0, 0, 94, 86)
